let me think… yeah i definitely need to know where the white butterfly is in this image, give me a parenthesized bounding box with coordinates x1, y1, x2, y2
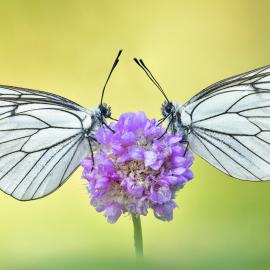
(134, 58, 270, 181)
(0, 50, 122, 201)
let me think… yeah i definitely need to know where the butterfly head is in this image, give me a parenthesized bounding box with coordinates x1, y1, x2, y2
(99, 103, 111, 119)
(161, 101, 176, 118)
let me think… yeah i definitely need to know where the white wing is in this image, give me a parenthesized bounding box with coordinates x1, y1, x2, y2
(181, 65, 270, 180)
(0, 85, 93, 200)
(0, 84, 83, 110)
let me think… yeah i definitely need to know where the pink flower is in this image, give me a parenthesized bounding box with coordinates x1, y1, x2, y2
(81, 112, 194, 223)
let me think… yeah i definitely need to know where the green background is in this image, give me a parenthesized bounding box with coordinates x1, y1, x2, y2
(1, 1, 270, 269)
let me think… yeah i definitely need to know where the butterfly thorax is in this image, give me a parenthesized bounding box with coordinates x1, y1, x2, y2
(161, 101, 188, 140)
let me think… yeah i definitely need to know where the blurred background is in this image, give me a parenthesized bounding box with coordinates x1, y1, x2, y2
(1, 0, 270, 269)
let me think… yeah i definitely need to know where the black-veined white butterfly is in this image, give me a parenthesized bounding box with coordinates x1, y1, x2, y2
(134, 58, 270, 181)
(0, 50, 122, 201)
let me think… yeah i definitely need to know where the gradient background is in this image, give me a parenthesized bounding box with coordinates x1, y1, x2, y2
(1, 1, 270, 269)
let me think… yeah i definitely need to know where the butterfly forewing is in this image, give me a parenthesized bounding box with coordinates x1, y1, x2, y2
(186, 65, 270, 105)
(0, 85, 84, 111)
(181, 65, 270, 180)
(0, 85, 94, 200)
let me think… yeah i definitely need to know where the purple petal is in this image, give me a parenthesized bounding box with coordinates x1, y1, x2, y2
(111, 144, 125, 156)
(183, 169, 194, 180)
(133, 112, 148, 129)
(168, 136, 181, 144)
(121, 132, 136, 145)
(97, 157, 116, 176)
(172, 167, 186, 176)
(105, 203, 123, 224)
(162, 175, 178, 185)
(128, 145, 144, 160)
(149, 159, 164, 170)
(149, 184, 171, 203)
(122, 177, 144, 197)
(80, 157, 93, 171)
(171, 156, 186, 167)
(144, 151, 157, 167)
(116, 112, 134, 130)
(117, 154, 130, 163)
(95, 176, 110, 190)
(172, 145, 185, 155)
(96, 127, 112, 144)
(153, 201, 177, 221)
(135, 197, 148, 216)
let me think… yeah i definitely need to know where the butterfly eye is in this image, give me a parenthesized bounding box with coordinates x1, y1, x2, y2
(99, 103, 111, 118)
(165, 102, 173, 114)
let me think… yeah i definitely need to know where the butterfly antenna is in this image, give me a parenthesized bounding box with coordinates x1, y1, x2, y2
(133, 58, 170, 102)
(100, 49, 123, 105)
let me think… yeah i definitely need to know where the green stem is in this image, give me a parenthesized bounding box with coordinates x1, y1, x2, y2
(131, 213, 143, 258)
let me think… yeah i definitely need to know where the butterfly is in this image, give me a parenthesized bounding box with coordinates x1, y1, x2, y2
(134, 58, 270, 181)
(0, 50, 122, 201)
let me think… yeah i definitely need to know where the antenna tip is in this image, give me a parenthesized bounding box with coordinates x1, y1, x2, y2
(117, 49, 123, 57)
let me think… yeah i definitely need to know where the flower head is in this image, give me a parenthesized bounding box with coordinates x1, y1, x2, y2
(81, 112, 194, 223)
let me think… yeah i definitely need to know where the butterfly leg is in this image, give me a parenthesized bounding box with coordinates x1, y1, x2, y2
(89, 141, 95, 171)
(157, 117, 174, 139)
(180, 140, 189, 157)
(88, 135, 97, 170)
(109, 116, 118, 121)
(183, 141, 189, 156)
(172, 121, 176, 135)
(157, 117, 165, 123)
(101, 119, 115, 133)
(157, 113, 170, 126)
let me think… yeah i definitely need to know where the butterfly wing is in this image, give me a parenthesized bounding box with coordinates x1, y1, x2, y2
(181, 65, 270, 180)
(0, 84, 83, 110)
(186, 64, 270, 104)
(0, 85, 94, 200)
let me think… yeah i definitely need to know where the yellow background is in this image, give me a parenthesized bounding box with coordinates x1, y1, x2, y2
(1, 1, 270, 269)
